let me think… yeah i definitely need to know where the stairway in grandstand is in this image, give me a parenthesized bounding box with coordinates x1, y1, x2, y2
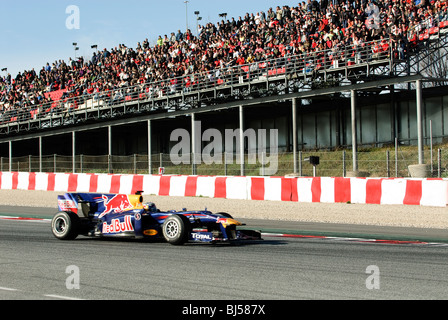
(393, 22, 448, 84)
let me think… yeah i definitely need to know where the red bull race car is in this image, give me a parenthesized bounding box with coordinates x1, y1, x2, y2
(52, 192, 262, 245)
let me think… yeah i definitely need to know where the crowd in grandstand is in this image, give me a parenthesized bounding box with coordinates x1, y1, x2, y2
(1, 0, 447, 123)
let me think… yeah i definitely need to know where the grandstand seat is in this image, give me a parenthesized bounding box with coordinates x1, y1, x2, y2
(44, 89, 67, 102)
(430, 27, 440, 34)
(419, 30, 430, 41)
(30, 109, 39, 119)
(268, 67, 286, 76)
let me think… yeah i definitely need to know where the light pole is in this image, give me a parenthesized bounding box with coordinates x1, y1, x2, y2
(219, 13, 228, 21)
(195, 11, 202, 37)
(1, 68, 6, 84)
(73, 42, 79, 59)
(91, 45, 98, 64)
(197, 16, 202, 37)
(184, 1, 189, 31)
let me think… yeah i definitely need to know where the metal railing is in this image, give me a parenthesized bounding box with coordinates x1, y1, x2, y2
(0, 38, 394, 132)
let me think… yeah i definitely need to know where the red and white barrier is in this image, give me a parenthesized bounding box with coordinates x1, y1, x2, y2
(0, 172, 447, 207)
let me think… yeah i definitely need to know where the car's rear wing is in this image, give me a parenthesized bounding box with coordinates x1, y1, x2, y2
(57, 193, 144, 218)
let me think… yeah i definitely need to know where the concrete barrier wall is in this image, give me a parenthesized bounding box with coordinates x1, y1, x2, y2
(1, 172, 447, 208)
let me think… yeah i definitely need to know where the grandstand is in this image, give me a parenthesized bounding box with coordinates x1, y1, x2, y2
(1, 0, 448, 177)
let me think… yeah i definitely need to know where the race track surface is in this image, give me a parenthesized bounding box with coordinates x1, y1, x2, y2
(1, 211, 448, 301)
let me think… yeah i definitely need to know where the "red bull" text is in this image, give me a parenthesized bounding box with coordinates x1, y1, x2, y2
(102, 216, 134, 234)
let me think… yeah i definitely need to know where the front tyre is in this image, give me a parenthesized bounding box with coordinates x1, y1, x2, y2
(162, 215, 191, 245)
(216, 212, 233, 219)
(51, 212, 80, 240)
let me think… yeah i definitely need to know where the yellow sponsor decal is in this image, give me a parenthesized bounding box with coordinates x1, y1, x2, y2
(219, 218, 243, 228)
(144, 229, 158, 236)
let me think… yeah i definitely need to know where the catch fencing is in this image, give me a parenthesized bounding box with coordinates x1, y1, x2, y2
(2, 147, 447, 179)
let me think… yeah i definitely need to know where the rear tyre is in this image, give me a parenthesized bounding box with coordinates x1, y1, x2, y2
(51, 212, 80, 240)
(162, 215, 191, 245)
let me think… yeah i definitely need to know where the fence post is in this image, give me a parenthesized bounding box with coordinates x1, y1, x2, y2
(224, 152, 228, 176)
(9, 141, 12, 172)
(342, 150, 346, 178)
(108, 154, 112, 174)
(386, 150, 390, 178)
(261, 152, 266, 176)
(54, 154, 57, 173)
(430, 120, 433, 175)
(438, 149, 442, 178)
(395, 138, 399, 178)
(39, 137, 42, 173)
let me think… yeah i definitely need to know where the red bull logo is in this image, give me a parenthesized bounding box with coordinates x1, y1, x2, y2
(99, 194, 134, 218)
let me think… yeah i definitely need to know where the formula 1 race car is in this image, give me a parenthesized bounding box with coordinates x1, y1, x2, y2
(52, 192, 262, 245)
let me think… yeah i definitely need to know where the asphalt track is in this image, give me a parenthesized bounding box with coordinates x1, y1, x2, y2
(1, 206, 448, 302)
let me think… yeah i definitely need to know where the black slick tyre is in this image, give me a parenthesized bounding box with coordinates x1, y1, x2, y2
(162, 215, 191, 245)
(51, 211, 80, 240)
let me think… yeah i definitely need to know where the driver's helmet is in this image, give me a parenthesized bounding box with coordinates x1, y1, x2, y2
(143, 202, 157, 213)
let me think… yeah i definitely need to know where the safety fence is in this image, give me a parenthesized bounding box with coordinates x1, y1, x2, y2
(1, 147, 447, 178)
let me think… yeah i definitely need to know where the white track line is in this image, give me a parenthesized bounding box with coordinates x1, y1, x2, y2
(44, 294, 84, 300)
(1, 286, 83, 300)
(0, 216, 51, 222)
(0, 287, 18, 292)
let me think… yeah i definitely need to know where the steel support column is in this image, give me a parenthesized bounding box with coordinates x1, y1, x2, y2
(351, 90, 358, 172)
(8, 140, 12, 172)
(239, 106, 245, 176)
(191, 113, 200, 175)
(147, 120, 152, 174)
(72, 131, 76, 173)
(39, 136, 42, 173)
(108, 125, 112, 173)
(416, 79, 424, 165)
(292, 98, 298, 174)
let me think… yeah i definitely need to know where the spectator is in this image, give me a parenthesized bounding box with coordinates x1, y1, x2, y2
(1, 0, 446, 123)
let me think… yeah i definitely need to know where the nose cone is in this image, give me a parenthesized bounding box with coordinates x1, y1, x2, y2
(220, 218, 243, 227)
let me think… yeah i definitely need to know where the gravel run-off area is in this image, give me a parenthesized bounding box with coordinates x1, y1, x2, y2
(0, 190, 447, 230)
